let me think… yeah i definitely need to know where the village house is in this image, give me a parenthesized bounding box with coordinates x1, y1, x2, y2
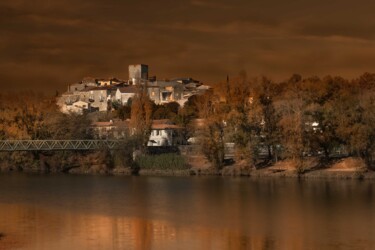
(148, 119, 186, 146)
(79, 86, 117, 112)
(91, 121, 116, 139)
(115, 86, 138, 105)
(97, 78, 126, 86)
(91, 119, 186, 147)
(147, 81, 184, 105)
(65, 101, 91, 114)
(91, 120, 130, 139)
(57, 92, 81, 113)
(57, 96, 91, 114)
(67, 77, 126, 92)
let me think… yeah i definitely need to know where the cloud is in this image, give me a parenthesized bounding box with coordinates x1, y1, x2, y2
(1, 0, 375, 93)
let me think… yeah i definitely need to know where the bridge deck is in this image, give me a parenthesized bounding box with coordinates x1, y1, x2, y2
(0, 140, 124, 151)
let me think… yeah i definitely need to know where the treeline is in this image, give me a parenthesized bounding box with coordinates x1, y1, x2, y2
(186, 73, 375, 171)
(0, 92, 92, 140)
(0, 90, 184, 171)
(0, 92, 98, 172)
(2, 72, 375, 172)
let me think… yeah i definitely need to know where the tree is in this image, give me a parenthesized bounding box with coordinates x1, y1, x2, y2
(115, 104, 131, 120)
(130, 86, 153, 152)
(42, 112, 93, 140)
(194, 91, 226, 169)
(223, 75, 256, 165)
(276, 77, 306, 172)
(332, 73, 375, 167)
(254, 77, 281, 162)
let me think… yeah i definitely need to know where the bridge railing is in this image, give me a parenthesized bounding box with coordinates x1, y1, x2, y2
(0, 140, 125, 151)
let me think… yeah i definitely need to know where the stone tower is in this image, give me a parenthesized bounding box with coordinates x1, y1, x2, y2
(128, 64, 148, 85)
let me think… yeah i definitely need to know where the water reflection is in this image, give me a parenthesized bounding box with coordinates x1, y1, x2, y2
(0, 203, 254, 250)
(0, 175, 374, 249)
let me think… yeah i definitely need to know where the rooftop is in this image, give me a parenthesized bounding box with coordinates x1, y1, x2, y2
(118, 86, 139, 94)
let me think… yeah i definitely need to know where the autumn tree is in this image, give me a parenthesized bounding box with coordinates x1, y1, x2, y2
(276, 76, 307, 171)
(0, 92, 57, 140)
(42, 112, 93, 139)
(222, 74, 258, 165)
(332, 73, 375, 167)
(307, 76, 344, 159)
(194, 91, 226, 169)
(253, 77, 281, 162)
(175, 96, 201, 142)
(130, 86, 153, 152)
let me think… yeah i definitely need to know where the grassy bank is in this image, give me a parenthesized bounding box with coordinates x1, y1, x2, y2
(135, 153, 189, 170)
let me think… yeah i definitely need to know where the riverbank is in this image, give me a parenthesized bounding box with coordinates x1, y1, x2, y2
(133, 156, 375, 180)
(220, 157, 375, 180)
(0, 151, 373, 179)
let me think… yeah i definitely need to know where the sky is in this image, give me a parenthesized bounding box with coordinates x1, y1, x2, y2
(1, 0, 375, 93)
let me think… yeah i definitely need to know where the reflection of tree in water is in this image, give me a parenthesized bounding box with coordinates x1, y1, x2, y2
(133, 177, 153, 250)
(134, 218, 153, 250)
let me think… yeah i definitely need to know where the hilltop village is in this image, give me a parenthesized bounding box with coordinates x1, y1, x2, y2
(57, 64, 211, 147)
(58, 64, 210, 114)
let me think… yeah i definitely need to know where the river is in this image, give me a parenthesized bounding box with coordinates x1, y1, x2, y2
(0, 173, 374, 250)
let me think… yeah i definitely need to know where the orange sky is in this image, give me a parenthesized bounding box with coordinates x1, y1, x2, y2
(1, 0, 375, 93)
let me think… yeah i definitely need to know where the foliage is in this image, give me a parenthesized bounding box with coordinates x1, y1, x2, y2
(152, 102, 180, 120)
(112, 100, 131, 120)
(130, 86, 153, 151)
(189, 72, 375, 170)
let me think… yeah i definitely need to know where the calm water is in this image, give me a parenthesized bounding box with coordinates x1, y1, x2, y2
(0, 174, 374, 250)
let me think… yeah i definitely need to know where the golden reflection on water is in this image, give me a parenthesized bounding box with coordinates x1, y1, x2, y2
(0, 203, 250, 250)
(0, 202, 284, 250)
(0, 200, 373, 250)
(1, 177, 375, 250)
(0, 204, 258, 250)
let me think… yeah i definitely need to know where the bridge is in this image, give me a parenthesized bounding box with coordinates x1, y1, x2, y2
(0, 140, 237, 159)
(0, 140, 125, 152)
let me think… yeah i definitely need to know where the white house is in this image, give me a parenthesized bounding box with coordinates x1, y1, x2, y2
(148, 120, 185, 146)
